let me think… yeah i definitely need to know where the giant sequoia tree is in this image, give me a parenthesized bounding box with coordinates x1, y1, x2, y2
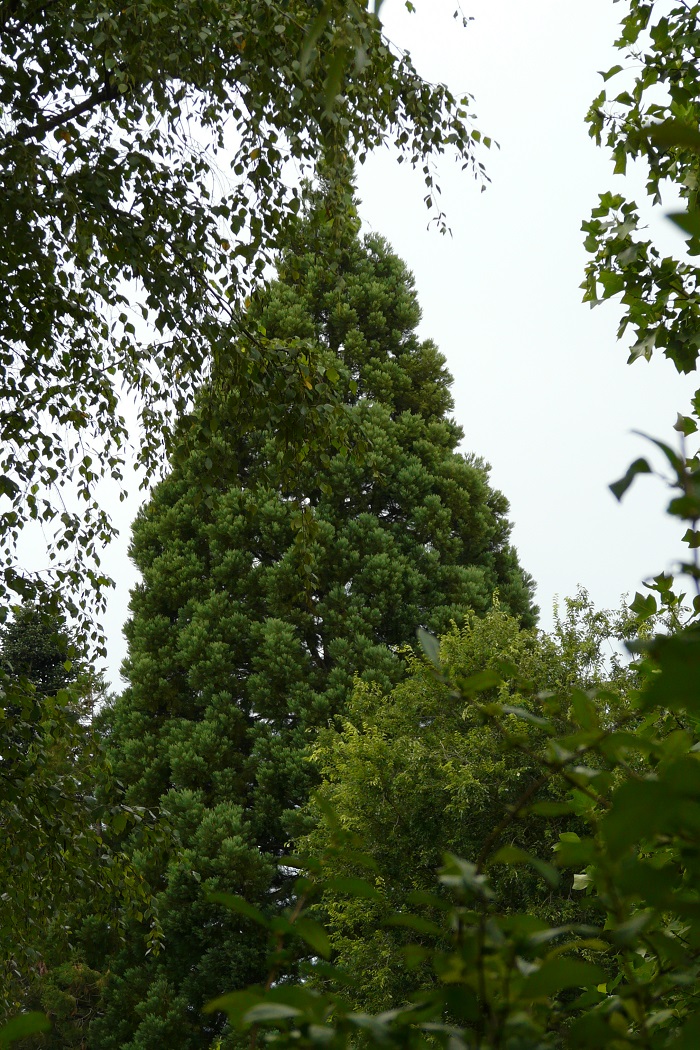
(96, 202, 536, 1050)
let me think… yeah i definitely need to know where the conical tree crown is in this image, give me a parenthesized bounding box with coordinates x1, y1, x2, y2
(259, 205, 454, 421)
(94, 200, 536, 1050)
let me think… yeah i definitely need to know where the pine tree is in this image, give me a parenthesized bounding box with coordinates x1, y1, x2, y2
(93, 199, 536, 1050)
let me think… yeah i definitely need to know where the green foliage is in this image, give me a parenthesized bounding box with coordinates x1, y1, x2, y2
(94, 202, 535, 1050)
(0, 1014, 50, 1048)
(20, 959, 107, 1050)
(0, 605, 161, 1021)
(583, 0, 700, 374)
(583, 0, 700, 609)
(0, 605, 75, 699)
(583, 6, 700, 609)
(208, 609, 700, 1050)
(0, 0, 484, 629)
(169, 8, 700, 1048)
(584, 0, 700, 627)
(300, 599, 637, 1012)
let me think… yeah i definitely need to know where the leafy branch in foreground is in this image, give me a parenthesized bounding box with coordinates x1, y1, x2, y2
(583, 2, 700, 375)
(583, 3, 700, 618)
(610, 419, 700, 620)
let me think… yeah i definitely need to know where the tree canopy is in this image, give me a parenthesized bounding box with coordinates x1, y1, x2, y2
(0, 0, 484, 629)
(0, 605, 75, 699)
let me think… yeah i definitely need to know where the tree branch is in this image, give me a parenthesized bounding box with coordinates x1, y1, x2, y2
(3, 83, 120, 149)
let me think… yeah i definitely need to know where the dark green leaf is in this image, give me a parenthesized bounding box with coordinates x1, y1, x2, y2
(299, 3, 332, 74)
(458, 669, 503, 696)
(610, 457, 652, 501)
(385, 914, 443, 935)
(641, 630, 700, 714)
(647, 120, 700, 151)
(0, 1014, 51, 1047)
(207, 892, 270, 929)
(600, 64, 623, 82)
(490, 846, 560, 888)
(416, 627, 441, 668)
(521, 958, 607, 998)
(668, 210, 700, 238)
(325, 876, 383, 900)
(294, 917, 332, 959)
(629, 591, 657, 620)
(500, 703, 551, 727)
(204, 991, 262, 1026)
(244, 1003, 302, 1023)
(674, 413, 698, 436)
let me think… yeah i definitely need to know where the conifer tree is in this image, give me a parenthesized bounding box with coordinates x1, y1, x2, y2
(94, 196, 536, 1050)
(0, 604, 75, 699)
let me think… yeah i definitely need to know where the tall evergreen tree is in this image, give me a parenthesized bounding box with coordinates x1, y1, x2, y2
(94, 198, 536, 1050)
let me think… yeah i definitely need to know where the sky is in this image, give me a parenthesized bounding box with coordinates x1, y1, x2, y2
(100, 0, 697, 688)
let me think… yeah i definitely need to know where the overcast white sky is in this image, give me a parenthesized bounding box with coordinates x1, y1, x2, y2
(100, 0, 697, 687)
